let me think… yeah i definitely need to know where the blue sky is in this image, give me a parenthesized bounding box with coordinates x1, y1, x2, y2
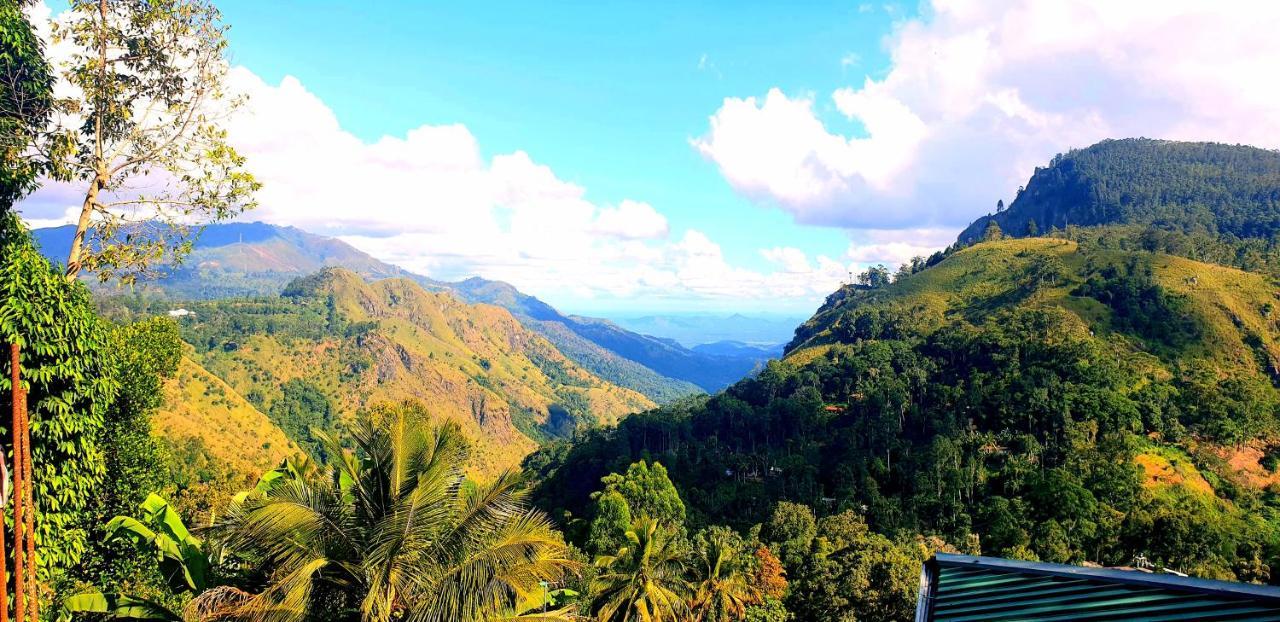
(213, 0, 911, 281)
(25, 1, 1280, 315)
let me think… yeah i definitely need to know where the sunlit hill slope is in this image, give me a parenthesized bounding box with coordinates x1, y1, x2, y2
(176, 268, 654, 476)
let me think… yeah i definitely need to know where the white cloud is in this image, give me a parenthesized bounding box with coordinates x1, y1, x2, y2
(694, 0, 1280, 230)
(592, 200, 669, 240)
(845, 228, 955, 266)
(761, 246, 812, 274)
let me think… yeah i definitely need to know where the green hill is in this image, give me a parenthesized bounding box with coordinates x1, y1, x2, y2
(154, 354, 299, 481)
(170, 268, 654, 477)
(958, 139, 1280, 243)
(526, 142, 1280, 582)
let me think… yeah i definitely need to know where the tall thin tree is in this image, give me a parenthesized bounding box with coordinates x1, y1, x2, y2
(44, 0, 258, 283)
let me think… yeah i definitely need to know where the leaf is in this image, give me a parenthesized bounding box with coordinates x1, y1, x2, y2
(61, 591, 181, 621)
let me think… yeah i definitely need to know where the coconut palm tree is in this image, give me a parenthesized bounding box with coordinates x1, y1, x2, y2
(687, 527, 761, 622)
(212, 402, 577, 622)
(591, 518, 689, 622)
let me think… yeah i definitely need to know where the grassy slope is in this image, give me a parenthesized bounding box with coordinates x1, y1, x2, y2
(788, 236, 1280, 499)
(190, 270, 654, 477)
(791, 237, 1280, 371)
(154, 356, 298, 478)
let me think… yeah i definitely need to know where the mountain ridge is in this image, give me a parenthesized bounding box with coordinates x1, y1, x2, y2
(31, 221, 771, 397)
(957, 138, 1280, 244)
(170, 266, 655, 476)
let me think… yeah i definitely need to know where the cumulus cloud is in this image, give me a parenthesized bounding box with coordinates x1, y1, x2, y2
(592, 200, 669, 240)
(845, 228, 956, 266)
(693, 0, 1280, 229)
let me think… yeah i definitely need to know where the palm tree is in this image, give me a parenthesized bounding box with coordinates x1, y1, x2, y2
(687, 527, 761, 622)
(591, 518, 689, 622)
(213, 402, 578, 622)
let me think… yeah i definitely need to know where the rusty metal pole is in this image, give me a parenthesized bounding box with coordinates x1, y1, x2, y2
(0, 347, 9, 622)
(8, 344, 21, 622)
(18, 382, 33, 622)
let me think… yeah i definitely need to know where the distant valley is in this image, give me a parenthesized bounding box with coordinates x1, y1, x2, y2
(610, 312, 803, 349)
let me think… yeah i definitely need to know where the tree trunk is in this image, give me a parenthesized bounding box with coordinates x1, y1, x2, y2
(64, 176, 103, 281)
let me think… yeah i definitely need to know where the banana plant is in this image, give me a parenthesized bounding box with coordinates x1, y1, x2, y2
(61, 494, 209, 620)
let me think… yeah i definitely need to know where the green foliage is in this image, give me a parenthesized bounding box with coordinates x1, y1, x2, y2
(959, 139, 1280, 245)
(266, 378, 334, 461)
(767, 508, 927, 622)
(48, 0, 259, 282)
(983, 220, 1004, 242)
(60, 592, 181, 622)
(857, 265, 891, 289)
(591, 518, 689, 622)
(599, 461, 687, 532)
(79, 318, 184, 590)
(761, 502, 816, 571)
(0, 213, 117, 577)
(588, 491, 634, 558)
(105, 494, 211, 594)
(1073, 257, 1201, 347)
(213, 401, 576, 622)
(0, 0, 53, 207)
(743, 597, 791, 622)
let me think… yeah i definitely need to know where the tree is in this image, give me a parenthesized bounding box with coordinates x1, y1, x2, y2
(596, 460, 686, 532)
(856, 265, 891, 289)
(266, 378, 334, 461)
(0, 212, 118, 577)
(982, 220, 1004, 242)
(689, 527, 761, 622)
(214, 402, 577, 622)
(751, 546, 787, 601)
(45, 0, 259, 282)
(1023, 254, 1067, 292)
(79, 317, 183, 588)
(785, 512, 922, 622)
(1026, 219, 1039, 237)
(761, 502, 815, 571)
(587, 490, 633, 558)
(0, 0, 54, 208)
(996, 199, 1005, 213)
(591, 518, 689, 622)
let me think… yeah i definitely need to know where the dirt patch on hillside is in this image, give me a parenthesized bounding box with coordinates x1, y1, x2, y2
(1213, 445, 1280, 489)
(1136, 452, 1215, 496)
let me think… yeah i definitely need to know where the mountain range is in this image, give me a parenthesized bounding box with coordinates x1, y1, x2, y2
(31, 223, 775, 399)
(610, 313, 803, 348)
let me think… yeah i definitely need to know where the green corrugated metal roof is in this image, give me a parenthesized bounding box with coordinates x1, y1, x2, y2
(917, 554, 1280, 622)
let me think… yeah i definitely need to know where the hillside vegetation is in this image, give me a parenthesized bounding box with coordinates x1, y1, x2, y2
(172, 268, 653, 476)
(959, 139, 1280, 243)
(154, 355, 298, 480)
(528, 140, 1280, 591)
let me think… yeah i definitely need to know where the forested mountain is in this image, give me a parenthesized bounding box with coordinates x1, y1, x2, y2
(525, 140, 1280, 608)
(959, 139, 1280, 243)
(109, 267, 655, 476)
(33, 222, 767, 398)
(529, 235, 1280, 584)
